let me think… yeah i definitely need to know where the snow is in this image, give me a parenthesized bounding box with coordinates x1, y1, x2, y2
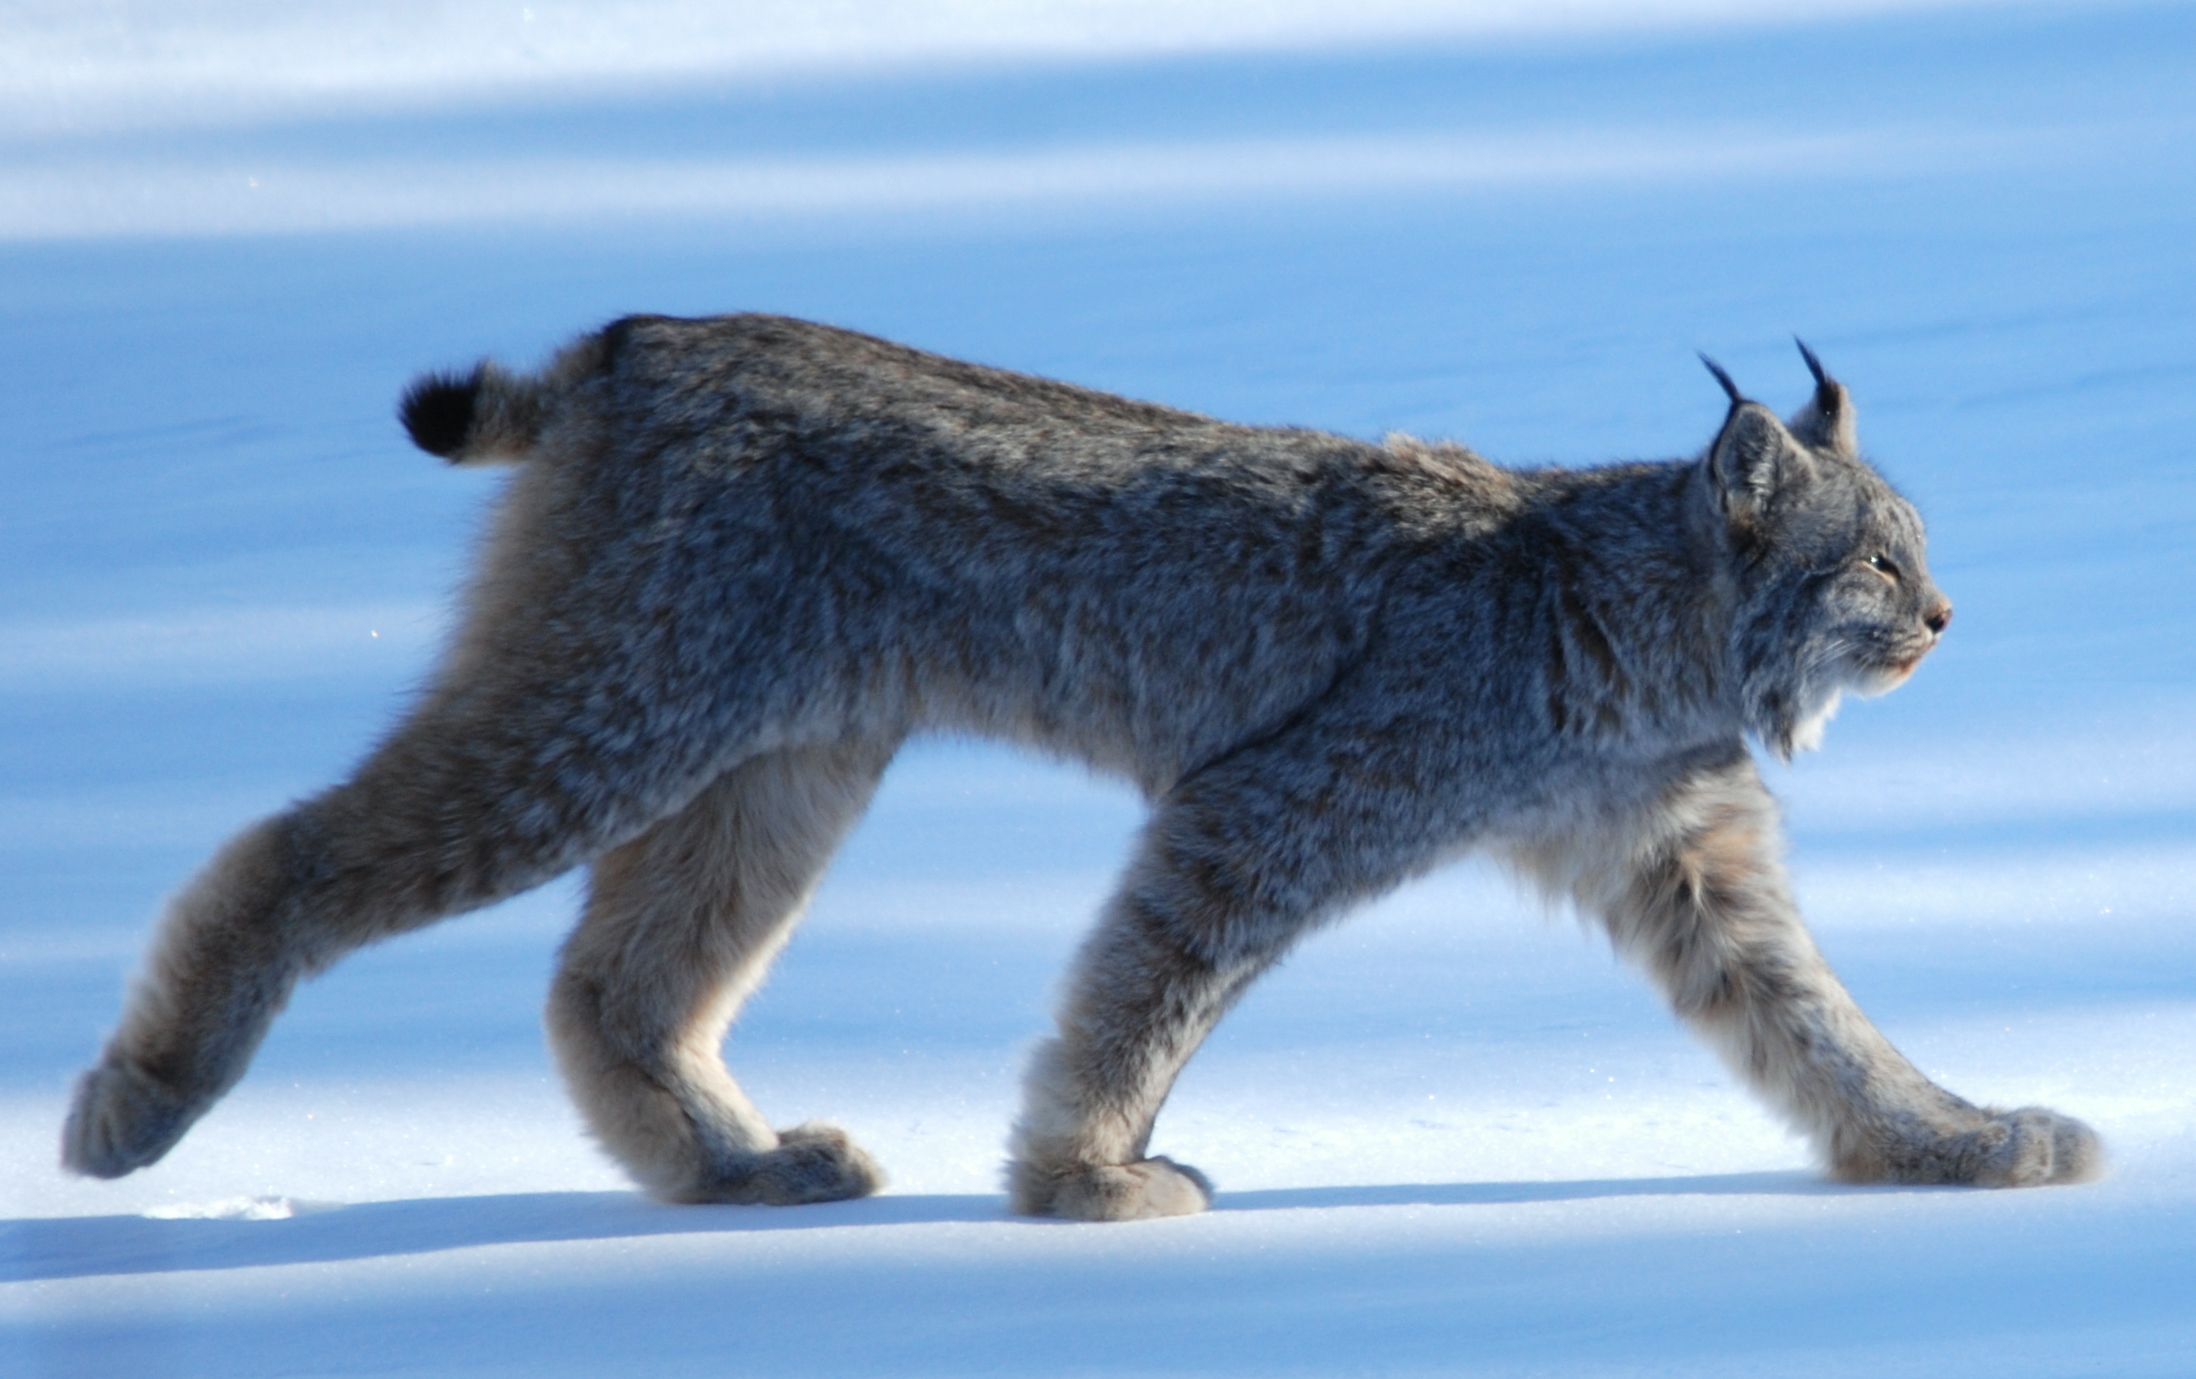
(5, 1, 2196, 1373)
(5, 0, 2028, 132)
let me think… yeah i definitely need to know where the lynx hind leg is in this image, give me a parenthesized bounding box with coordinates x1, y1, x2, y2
(1556, 758, 2101, 1188)
(547, 739, 897, 1205)
(63, 710, 639, 1180)
(63, 811, 315, 1178)
(65, 579, 756, 1179)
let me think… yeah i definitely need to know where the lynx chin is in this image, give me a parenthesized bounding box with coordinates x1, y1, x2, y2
(64, 315, 2101, 1218)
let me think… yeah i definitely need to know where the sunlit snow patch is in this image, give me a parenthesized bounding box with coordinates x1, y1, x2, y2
(141, 1195, 343, 1221)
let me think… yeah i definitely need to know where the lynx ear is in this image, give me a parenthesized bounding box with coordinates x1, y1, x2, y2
(1708, 401, 1810, 524)
(1787, 338, 1857, 455)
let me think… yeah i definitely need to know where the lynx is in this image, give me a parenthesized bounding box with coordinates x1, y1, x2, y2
(63, 315, 2100, 1219)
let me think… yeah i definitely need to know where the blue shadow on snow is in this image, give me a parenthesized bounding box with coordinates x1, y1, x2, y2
(2, 1170, 1860, 1283)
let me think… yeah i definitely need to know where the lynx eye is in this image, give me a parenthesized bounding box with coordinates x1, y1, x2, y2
(1866, 552, 1901, 580)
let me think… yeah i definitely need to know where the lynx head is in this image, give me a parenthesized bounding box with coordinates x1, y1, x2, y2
(1699, 344, 1953, 759)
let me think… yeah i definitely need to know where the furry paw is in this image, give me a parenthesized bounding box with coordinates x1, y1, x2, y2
(687, 1122, 886, 1206)
(1009, 1155, 1213, 1221)
(61, 1058, 201, 1179)
(1844, 1104, 2105, 1188)
(1955, 1106, 2105, 1186)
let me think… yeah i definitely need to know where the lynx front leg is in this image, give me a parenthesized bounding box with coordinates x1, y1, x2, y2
(1008, 743, 1406, 1221)
(1001, 904, 1247, 1220)
(1007, 897, 1250, 1222)
(1573, 759, 2101, 1187)
(546, 739, 896, 1205)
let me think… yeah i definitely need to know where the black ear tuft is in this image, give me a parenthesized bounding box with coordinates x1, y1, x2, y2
(399, 367, 483, 459)
(1699, 353, 1744, 407)
(1786, 338, 1857, 455)
(1794, 336, 1829, 389)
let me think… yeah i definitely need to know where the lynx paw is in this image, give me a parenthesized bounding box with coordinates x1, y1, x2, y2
(1954, 1106, 2105, 1186)
(685, 1122, 886, 1206)
(1009, 1155, 1213, 1221)
(62, 1058, 201, 1179)
(1846, 1105, 2104, 1188)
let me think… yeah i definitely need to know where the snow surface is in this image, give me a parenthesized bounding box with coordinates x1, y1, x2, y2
(5, 2, 2196, 1374)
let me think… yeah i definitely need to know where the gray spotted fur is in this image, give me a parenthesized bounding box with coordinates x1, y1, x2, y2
(62, 314, 2101, 1216)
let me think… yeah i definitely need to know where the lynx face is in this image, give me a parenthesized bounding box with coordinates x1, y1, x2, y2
(1712, 365, 1953, 757)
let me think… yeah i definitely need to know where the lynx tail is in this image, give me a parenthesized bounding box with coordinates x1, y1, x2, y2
(398, 362, 546, 465)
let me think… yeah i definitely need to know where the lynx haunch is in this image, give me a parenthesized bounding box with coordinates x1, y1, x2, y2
(64, 315, 2100, 1218)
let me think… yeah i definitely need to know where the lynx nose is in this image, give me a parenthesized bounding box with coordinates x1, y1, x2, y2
(1924, 601, 1952, 635)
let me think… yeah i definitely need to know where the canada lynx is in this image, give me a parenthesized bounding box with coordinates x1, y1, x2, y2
(64, 315, 2100, 1218)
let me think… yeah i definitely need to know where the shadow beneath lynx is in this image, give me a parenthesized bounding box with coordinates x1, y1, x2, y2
(8, 1172, 1871, 1282)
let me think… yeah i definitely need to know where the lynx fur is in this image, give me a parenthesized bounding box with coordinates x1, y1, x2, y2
(63, 314, 2101, 1218)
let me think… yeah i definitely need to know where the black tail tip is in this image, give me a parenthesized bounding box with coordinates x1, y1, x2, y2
(399, 367, 482, 459)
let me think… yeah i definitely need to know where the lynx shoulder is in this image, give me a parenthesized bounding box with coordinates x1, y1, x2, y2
(64, 315, 2100, 1217)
